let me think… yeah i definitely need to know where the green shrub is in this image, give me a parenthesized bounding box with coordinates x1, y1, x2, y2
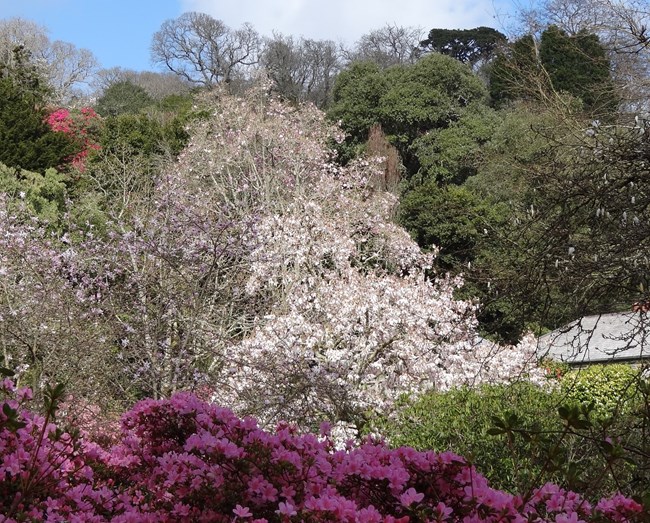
(560, 364, 642, 418)
(0, 162, 69, 226)
(95, 81, 154, 117)
(372, 375, 650, 501)
(370, 382, 565, 494)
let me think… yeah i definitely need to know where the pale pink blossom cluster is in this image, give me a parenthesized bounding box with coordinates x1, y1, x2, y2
(185, 87, 547, 431)
(0, 196, 118, 403)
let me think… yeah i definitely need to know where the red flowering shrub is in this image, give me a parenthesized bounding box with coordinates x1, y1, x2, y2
(46, 107, 102, 171)
(0, 381, 645, 522)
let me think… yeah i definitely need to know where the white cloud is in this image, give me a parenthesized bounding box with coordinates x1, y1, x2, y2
(180, 0, 503, 44)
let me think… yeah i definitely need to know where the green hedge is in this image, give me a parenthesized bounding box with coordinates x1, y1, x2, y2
(372, 372, 650, 500)
(560, 364, 642, 418)
(371, 382, 565, 493)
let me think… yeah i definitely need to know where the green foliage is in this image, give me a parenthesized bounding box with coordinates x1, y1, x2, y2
(156, 93, 194, 115)
(83, 113, 167, 202)
(0, 161, 107, 234)
(380, 54, 487, 164)
(326, 57, 516, 341)
(94, 84, 192, 159)
(372, 382, 565, 494)
(99, 113, 167, 157)
(561, 364, 642, 418)
(95, 80, 154, 117)
(96, 89, 193, 157)
(489, 36, 538, 107)
(329, 61, 388, 145)
(84, 109, 189, 211)
(0, 61, 79, 171)
(162, 117, 190, 156)
(329, 54, 487, 175)
(0, 162, 70, 225)
(452, 105, 582, 339)
(332, 42, 619, 343)
(539, 26, 617, 115)
(551, 372, 650, 500)
(399, 183, 505, 270)
(0, 45, 49, 98)
(396, 105, 524, 339)
(490, 27, 617, 116)
(419, 26, 507, 65)
(409, 104, 501, 185)
(376, 375, 650, 500)
(466, 107, 650, 335)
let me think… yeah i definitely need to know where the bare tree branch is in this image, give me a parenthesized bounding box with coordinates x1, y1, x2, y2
(151, 12, 261, 87)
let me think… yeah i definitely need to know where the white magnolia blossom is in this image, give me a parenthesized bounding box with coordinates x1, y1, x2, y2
(197, 92, 546, 430)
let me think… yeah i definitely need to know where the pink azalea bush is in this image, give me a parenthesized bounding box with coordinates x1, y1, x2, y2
(0, 378, 115, 521)
(46, 107, 101, 171)
(0, 381, 645, 522)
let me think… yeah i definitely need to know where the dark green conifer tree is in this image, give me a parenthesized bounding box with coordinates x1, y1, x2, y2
(0, 46, 77, 171)
(490, 27, 617, 115)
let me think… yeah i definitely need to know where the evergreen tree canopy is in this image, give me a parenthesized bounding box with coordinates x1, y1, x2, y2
(329, 54, 487, 173)
(95, 80, 154, 116)
(490, 26, 617, 115)
(0, 46, 78, 172)
(540, 26, 616, 113)
(419, 27, 507, 66)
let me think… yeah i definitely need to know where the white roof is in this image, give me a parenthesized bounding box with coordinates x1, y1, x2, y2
(537, 312, 650, 364)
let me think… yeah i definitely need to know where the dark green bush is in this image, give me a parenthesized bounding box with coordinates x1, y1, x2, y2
(95, 81, 154, 117)
(0, 76, 78, 172)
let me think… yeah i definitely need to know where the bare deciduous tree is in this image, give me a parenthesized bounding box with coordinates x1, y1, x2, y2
(261, 33, 340, 107)
(0, 17, 98, 103)
(343, 24, 424, 68)
(43, 41, 98, 100)
(0, 18, 49, 70)
(93, 67, 192, 100)
(151, 12, 261, 87)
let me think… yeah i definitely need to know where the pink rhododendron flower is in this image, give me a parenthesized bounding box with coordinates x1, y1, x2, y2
(45, 107, 101, 171)
(234, 504, 253, 518)
(400, 487, 425, 506)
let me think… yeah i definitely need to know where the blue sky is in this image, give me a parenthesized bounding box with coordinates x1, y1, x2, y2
(0, 0, 183, 70)
(0, 0, 516, 72)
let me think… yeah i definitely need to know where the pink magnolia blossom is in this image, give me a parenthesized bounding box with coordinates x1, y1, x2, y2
(6, 84, 548, 436)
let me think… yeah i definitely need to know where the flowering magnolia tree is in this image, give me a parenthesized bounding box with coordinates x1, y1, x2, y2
(0, 197, 120, 402)
(0, 170, 250, 407)
(183, 84, 544, 432)
(0, 380, 645, 522)
(2, 81, 543, 429)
